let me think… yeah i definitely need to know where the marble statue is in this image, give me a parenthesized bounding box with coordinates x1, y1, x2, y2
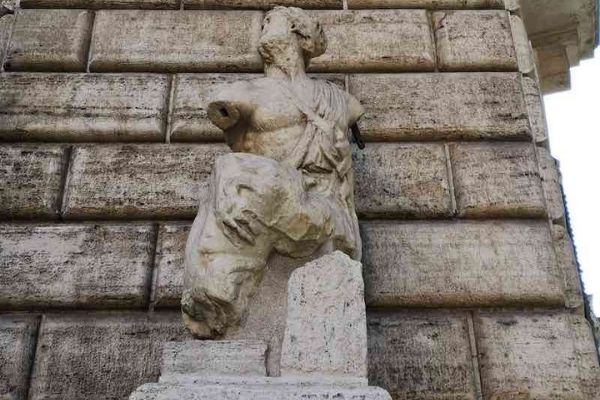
(181, 6, 365, 338)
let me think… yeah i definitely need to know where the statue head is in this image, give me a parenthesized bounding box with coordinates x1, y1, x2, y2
(258, 6, 327, 68)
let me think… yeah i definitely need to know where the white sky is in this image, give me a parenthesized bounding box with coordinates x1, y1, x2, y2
(544, 49, 600, 314)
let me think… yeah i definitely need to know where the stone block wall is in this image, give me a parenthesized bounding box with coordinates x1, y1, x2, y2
(0, 1, 598, 399)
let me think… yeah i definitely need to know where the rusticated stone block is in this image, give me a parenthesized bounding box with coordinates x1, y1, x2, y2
(353, 143, 452, 218)
(522, 77, 549, 143)
(474, 311, 600, 399)
(152, 223, 190, 307)
(0, 73, 169, 142)
(348, 73, 530, 141)
(0, 224, 154, 309)
(62, 144, 229, 219)
(537, 147, 565, 223)
(510, 14, 535, 74)
(309, 10, 435, 72)
(433, 10, 518, 71)
(348, 0, 503, 8)
(170, 74, 265, 142)
(89, 11, 263, 72)
(449, 143, 546, 218)
(552, 225, 585, 312)
(169, 73, 343, 142)
(29, 312, 191, 400)
(368, 310, 477, 400)
(0, 315, 39, 400)
(21, 0, 179, 8)
(5, 10, 93, 72)
(185, 0, 342, 9)
(362, 220, 564, 308)
(0, 14, 14, 69)
(0, 145, 66, 220)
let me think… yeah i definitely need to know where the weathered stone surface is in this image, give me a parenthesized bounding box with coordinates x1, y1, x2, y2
(474, 311, 600, 399)
(353, 143, 452, 218)
(153, 223, 189, 307)
(348, 73, 530, 141)
(89, 11, 263, 72)
(62, 144, 229, 219)
(0, 315, 38, 400)
(0, 73, 169, 142)
(347, 0, 504, 8)
(537, 147, 565, 223)
(131, 383, 392, 399)
(281, 252, 367, 379)
(433, 10, 518, 71)
(361, 221, 565, 308)
(0, 14, 14, 69)
(170, 74, 260, 142)
(169, 74, 343, 142)
(21, 0, 179, 8)
(0, 224, 154, 309)
(552, 225, 585, 312)
(29, 312, 190, 400)
(309, 10, 435, 72)
(449, 143, 546, 218)
(160, 341, 267, 380)
(368, 310, 477, 400)
(510, 14, 535, 74)
(522, 77, 549, 143)
(185, 0, 342, 9)
(5, 10, 93, 71)
(0, 145, 66, 220)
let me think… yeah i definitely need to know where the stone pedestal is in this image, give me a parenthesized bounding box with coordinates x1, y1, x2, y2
(130, 252, 391, 400)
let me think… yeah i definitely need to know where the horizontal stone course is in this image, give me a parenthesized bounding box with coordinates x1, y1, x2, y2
(434, 10, 518, 71)
(0, 73, 170, 142)
(21, 0, 180, 8)
(29, 312, 191, 400)
(449, 143, 546, 218)
(152, 220, 565, 309)
(89, 10, 264, 72)
(474, 310, 600, 399)
(348, 0, 504, 8)
(362, 220, 565, 308)
(368, 310, 477, 400)
(348, 73, 530, 141)
(308, 10, 435, 72)
(184, 0, 343, 9)
(0, 145, 66, 220)
(0, 315, 39, 400)
(0, 223, 154, 309)
(5, 10, 93, 72)
(62, 144, 229, 219)
(353, 143, 452, 218)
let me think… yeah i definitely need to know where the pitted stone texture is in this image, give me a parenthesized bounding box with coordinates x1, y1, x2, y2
(0, 315, 38, 400)
(0, 14, 13, 69)
(368, 310, 477, 400)
(160, 341, 267, 380)
(474, 311, 600, 399)
(433, 10, 518, 71)
(537, 147, 565, 223)
(0, 145, 66, 220)
(348, 0, 504, 8)
(361, 221, 564, 308)
(522, 77, 549, 143)
(62, 144, 229, 219)
(169, 74, 343, 142)
(353, 143, 452, 218)
(89, 11, 263, 72)
(0, 224, 154, 309)
(552, 225, 585, 312)
(21, 0, 179, 8)
(280, 252, 367, 379)
(5, 10, 92, 72)
(153, 223, 190, 307)
(309, 10, 435, 72)
(29, 312, 190, 400)
(348, 73, 530, 141)
(0, 73, 169, 142)
(449, 143, 546, 218)
(130, 383, 392, 400)
(185, 0, 342, 9)
(510, 14, 535, 74)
